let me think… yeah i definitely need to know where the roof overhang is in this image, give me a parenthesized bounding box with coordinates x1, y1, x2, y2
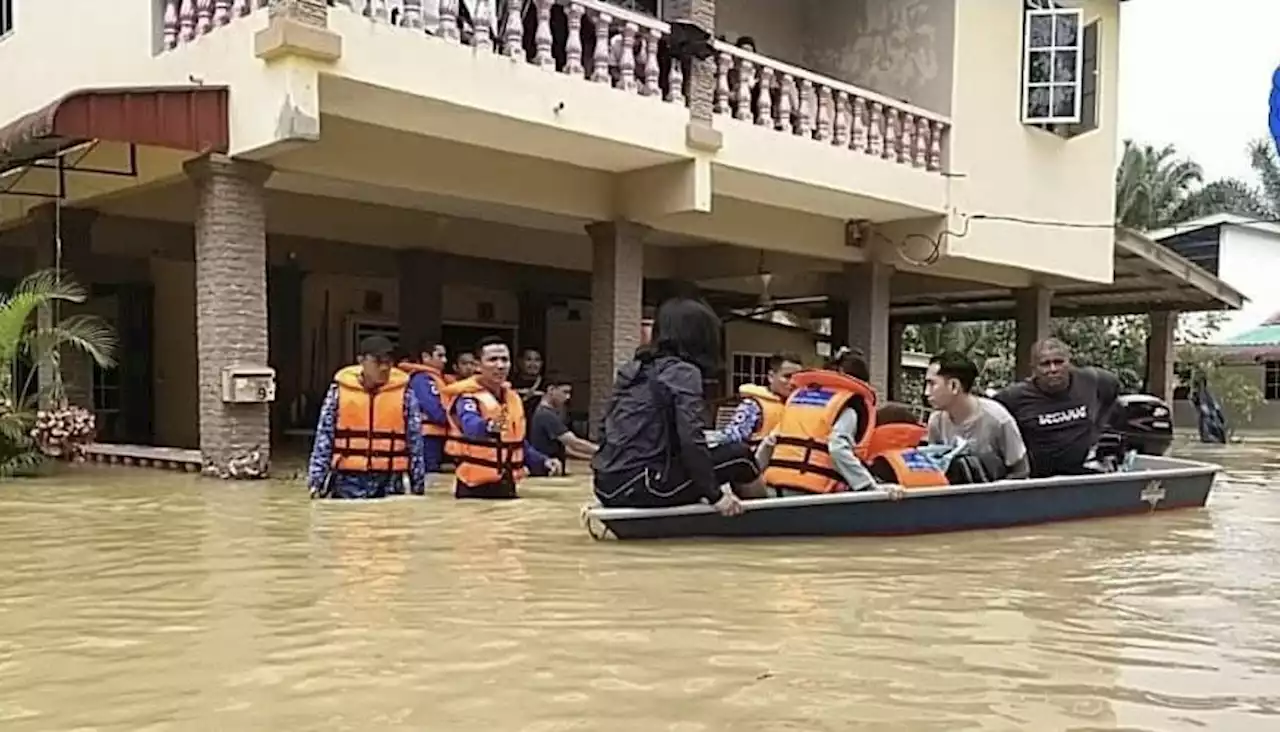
(0, 86, 230, 175)
(888, 227, 1246, 323)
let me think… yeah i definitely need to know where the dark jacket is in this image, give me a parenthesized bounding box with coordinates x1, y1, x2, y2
(590, 354, 720, 502)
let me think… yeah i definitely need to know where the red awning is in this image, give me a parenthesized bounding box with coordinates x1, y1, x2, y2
(0, 86, 230, 172)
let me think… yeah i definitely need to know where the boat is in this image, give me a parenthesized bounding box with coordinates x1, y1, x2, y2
(582, 455, 1220, 540)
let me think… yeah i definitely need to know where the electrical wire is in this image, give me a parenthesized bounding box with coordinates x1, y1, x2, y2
(881, 211, 1280, 269)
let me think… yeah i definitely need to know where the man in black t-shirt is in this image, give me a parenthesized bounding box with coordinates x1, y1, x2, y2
(527, 374, 598, 474)
(995, 338, 1121, 478)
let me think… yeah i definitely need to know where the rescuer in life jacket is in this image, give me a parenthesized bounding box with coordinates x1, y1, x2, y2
(307, 336, 428, 500)
(446, 335, 564, 500)
(757, 347, 880, 495)
(397, 340, 451, 473)
(714, 352, 803, 448)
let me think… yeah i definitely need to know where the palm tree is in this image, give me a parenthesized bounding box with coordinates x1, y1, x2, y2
(1116, 138, 1280, 231)
(0, 269, 117, 476)
(1114, 141, 1208, 230)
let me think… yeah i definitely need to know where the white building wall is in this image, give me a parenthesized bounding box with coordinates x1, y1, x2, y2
(1212, 225, 1280, 341)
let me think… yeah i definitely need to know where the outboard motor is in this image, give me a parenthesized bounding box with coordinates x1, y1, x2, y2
(1106, 393, 1174, 456)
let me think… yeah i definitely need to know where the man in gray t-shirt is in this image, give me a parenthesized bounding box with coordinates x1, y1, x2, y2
(924, 352, 1030, 479)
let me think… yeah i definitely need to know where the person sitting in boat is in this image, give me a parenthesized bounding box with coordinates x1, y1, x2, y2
(714, 352, 803, 449)
(925, 351, 1029, 480)
(995, 338, 1120, 478)
(397, 340, 451, 474)
(307, 336, 428, 499)
(757, 347, 883, 496)
(446, 336, 564, 500)
(592, 296, 770, 517)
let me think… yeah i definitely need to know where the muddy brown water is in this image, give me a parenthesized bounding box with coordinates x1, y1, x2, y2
(1, 443, 1278, 731)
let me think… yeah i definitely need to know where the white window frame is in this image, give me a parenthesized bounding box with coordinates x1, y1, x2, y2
(0, 0, 13, 37)
(1021, 6, 1085, 125)
(730, 352, 772, 392)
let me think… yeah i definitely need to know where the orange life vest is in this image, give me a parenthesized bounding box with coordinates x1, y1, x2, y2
(763, 370, 878, 494)
(397, 361, 449, 438)
(445, 380, 528, 487)
(331, 365, 411, 473)
(870, 448, 951, 489)
(737, 384, 785, 445)
(863, 422, 927, 461)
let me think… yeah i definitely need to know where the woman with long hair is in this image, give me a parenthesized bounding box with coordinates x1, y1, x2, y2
(591, 297, 767, 515)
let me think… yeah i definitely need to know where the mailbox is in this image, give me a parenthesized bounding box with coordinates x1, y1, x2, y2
(221, 366, 277, 404)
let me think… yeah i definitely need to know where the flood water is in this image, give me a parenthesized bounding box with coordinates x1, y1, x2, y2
(1, 444, 1278, 731)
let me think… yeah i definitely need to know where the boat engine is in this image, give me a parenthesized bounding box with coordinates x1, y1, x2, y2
(1106, 393, 1174, 456)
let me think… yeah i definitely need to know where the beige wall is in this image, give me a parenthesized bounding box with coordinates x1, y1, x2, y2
(724, 321, 823, 370)
(944, 0, 1121, 283)
(718, 0, 956, 115)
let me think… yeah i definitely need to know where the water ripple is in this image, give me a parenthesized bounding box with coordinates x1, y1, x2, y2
(0, 447, 1277, 731)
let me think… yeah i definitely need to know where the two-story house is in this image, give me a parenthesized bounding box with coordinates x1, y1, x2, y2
(0, 0, 1137, 474)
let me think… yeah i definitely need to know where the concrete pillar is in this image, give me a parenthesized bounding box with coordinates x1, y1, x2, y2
(398, 249, 443, 355)
(585, 221, 648, 440)
(1146, 310, 1177, 402)
(663, 0, 716, 123)
(1014, 286, 1052, 379)
(185, 154, 273, 478)
(833, 261, 893, 394)
(888, 320, 905, 401)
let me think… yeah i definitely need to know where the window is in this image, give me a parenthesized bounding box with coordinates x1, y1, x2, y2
(1020, 2, 1102, 139)
(730, 352, 771, 391)
(1022, 7, 1084, 125)
(92, 362, 121, 412)
(1266, 361, 1280, 401)
(1, 0, 12, 36)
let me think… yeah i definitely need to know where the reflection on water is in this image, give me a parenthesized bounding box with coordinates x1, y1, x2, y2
(0, 445, 1277, 731)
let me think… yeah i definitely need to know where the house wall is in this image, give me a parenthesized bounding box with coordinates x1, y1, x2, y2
(717, 0, 956, 116)
(943, 0, 1121, 284)
(1212, 225, 1280, 340)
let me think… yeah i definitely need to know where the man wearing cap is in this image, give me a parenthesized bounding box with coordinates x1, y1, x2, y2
(307, 336, 429, 499)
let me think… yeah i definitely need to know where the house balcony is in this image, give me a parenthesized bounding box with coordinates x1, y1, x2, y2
(153, 0, 952, 220)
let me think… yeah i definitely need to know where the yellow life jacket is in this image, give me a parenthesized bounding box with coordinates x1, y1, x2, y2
(331, 365, 411, 473)
(737, 383, 785, 445)
(763, 370, 877, 494)
(445, 380, 528, 487)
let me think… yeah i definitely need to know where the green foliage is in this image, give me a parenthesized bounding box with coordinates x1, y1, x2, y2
(1177, 345, 1266, 437)
(0, 269, 117, 477)
(1115, 138, 1280, 232)
(903, 315, 1152, 393)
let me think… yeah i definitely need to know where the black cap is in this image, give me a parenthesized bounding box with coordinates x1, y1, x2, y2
(358, 335, 395, 359)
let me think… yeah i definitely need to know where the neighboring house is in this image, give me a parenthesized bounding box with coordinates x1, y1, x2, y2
(0, 0, 1139, 470)
(1171, 314, 1280, 431)
(1150, 214, 1280, 341)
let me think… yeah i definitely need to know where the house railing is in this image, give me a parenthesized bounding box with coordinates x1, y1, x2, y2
(160, 0, 689, 106)
(157, 1, 950, 175)
(712, 40, 949, 173)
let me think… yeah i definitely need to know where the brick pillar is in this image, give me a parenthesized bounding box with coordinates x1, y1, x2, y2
(664, 0, 718, 140)
(268, 0, 328, 25)
(398, 249, 443, 355)
(1014, 286, 1052, 379)
(835, 262, 893, 395)
(1146, 310, 1177, 402)
(586, 221, 648, 440)
(185, 154, 273, 478)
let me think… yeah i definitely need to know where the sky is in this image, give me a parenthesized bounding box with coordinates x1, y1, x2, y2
(1118, 0, 1280, 183)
